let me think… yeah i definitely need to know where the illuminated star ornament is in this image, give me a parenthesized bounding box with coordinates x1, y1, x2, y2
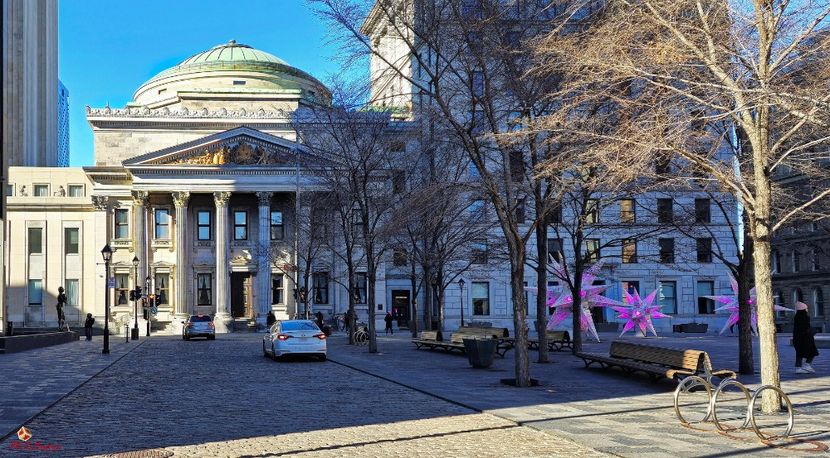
(612, 288, 669, 337)
(526, 260, 620, 342)
(704, 274, 793, 334)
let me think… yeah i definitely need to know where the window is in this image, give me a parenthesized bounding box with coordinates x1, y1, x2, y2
(659, 238, 675, 263)
(28, 280, 43, 305)
(657, 280, 677, 314)
(655, 157, 671, 175)
(471, 240, 488, 264)
(469, 199, 486, 221)
(196, 273, 211, 306)
(234, 211, 248, 240)
(696, 238, 713, 263)
(813, 288, 825, 317)
(155, 208, 170, 239)
(772, 250, 781, 273)
(622, 239, 637, 263)
(197, 211, 211, 241)
(547, 238, 562, 263)
(697, 281, 715, 314)
(155, 273, 169, 305)
(792, 250, 800, 272)
(695, 198, 711, 223)
(232, 80, 246, 85)
(472, 282, 490, 315)
(64, 228, 79, 254)
(115, 209, 129, 239)
(504, 31, 521, 47)
(585, 199, 599, 224)
(6, 184, 14, 196)
(270, 211, 284, 240)
(546, 203, 562, 224)
(471, 70, 485, 98)
(354, 273, 368, 304)
(514, 198, 526, 223)
(812, 249, 821, 271)
(393, 249, 407, 266)
(774, 289, 784, 308)
(68, 185, 84, 197)
(66, 279, 79, 307)
(509, 151, 524, 181)
(34, 184, 49, 196)
(620, 199, 635, 223)
(392, 170, 406, 194)
(311, 207, 329, 240)
(462, 0, 484, 19)
(28, 227, 43, 254)
(116, 274, 129, 305)
(657, 199, 673, 223)
(622, 281, 640, 303)
(271, 275, 284, 305)
(313, 272, 330, 304)
(585, 238, 600, 263)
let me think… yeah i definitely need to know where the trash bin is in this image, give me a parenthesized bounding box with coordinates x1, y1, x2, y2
(463, 337, 497, 368)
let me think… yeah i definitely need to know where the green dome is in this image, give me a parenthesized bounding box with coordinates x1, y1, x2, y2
(178, 40, 288, 66)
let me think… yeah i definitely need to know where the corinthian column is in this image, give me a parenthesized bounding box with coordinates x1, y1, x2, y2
(214, 191, 232, 332)
(172, 191, 190, 317)
(132, 191, 149, 285)
(256, 192, 273, 327)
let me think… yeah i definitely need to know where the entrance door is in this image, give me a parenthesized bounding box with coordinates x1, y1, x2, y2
(231, 273, 253, 318)
(391, 290, 411, 327)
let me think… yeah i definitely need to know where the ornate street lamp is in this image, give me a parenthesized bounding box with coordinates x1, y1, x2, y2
(145, 275, 151, 336)
(458, 278, 466, 327)
(101, 244, 112, 354)
(131, 256, 140, 340)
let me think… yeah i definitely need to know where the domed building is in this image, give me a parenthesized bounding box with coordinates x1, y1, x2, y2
(5, 41, 385, 335)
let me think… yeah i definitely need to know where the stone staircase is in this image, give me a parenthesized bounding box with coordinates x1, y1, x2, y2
(232, 318, 259, 333)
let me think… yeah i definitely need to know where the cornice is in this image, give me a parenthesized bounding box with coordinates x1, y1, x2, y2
(86, 105, 292, 120)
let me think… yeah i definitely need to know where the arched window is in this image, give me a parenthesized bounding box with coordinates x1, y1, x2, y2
(771, 250, 780, 273)
(814, 288, 825, 317)
(793, 288, 804, 306)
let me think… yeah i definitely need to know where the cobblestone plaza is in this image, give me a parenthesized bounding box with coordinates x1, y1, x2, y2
(1, 333, 827, 457)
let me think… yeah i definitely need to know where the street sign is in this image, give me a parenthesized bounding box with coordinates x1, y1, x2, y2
(107, 277, 116, 288)
(150, 306, 158, 316)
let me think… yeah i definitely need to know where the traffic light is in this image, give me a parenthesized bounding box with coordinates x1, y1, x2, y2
(129, 290, 135, 301)
(135, 286, 142, 297)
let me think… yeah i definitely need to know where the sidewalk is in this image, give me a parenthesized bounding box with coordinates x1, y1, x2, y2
(0, 335, 145, 441)
(327, 331, 830, 457)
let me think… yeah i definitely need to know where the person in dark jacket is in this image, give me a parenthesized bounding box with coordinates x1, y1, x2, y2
(266, 311, 276, 328)
(384, 311, 394, 335)
(793, 302, 819, 374)
(315, 311, 324, 329)
(84, 313, 95, 341)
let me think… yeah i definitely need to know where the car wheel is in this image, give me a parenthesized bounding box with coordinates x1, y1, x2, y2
(209, 335, 215, 340)
(271, 343, 278, 361)
(318, 354, 327, 362)
(263, 342, 268, 357)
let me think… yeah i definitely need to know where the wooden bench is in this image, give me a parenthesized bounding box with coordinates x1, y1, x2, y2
(528, 330, 572, 352)
(412, 327, 514, 357)
(577, 341, 736, 383)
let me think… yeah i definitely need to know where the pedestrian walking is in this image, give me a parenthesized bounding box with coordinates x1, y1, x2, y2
(266, 311, 276, 328)
(794, 301, 819, 374)
(315, 311, 324, 329)
(84, 313, 95, 341)
(384, 311, 394, 335)
(56, 286, 67, 329)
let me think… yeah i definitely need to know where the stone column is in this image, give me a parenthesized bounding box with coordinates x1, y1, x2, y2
(172, 191, 190, 317)
(92, 196, 111, 322)
(256, 192, 273, 327)
(131, 191, 149, 287)
(214, 191, 232, 332)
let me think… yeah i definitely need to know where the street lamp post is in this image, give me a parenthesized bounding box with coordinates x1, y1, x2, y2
(458, 278, 466, 327)
(145, 276, 151, 336)
(101, 245, 112, 354)
(131, 256, 140, 340)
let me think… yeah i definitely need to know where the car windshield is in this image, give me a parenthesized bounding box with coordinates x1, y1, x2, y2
(281, 321, 319, 331)
(190, 315, 212, 322)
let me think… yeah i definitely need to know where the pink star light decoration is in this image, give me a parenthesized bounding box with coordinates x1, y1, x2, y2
(526, 260, 620, 342)
(612, 288, 669, 337)
(704, 274, 793, 334)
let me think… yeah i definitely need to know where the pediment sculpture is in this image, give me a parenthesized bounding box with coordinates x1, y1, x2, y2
(170, 140, 287, 166)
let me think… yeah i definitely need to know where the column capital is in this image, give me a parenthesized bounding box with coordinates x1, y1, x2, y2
(131, 190, 149, 206)
(172, 191, 191, 208)
(91, 195, 110, 210)
(256, 191, 273, 207)
(214, 191, 231, 207)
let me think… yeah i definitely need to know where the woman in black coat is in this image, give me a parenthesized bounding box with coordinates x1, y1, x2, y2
(793, 302, 819, 374)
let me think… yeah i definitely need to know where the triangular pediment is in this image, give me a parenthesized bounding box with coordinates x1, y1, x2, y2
(123, 126, 308, 167)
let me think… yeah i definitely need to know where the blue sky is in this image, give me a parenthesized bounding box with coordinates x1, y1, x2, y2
(59, 0, 351, 166)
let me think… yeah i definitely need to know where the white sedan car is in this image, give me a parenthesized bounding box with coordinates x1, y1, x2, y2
(263, 320, 327, 361)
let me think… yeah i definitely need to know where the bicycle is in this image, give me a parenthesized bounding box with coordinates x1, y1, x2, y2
(354, 322, 369, 345)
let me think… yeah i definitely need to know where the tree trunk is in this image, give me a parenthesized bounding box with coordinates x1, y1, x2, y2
(367, 256, 378, 353)
(535, 225, 550, 363)
(737, 234, 755, 375)
(423, 263, 433, 330)
(571, 262, 584, 355)
(410, 263, 419, 338)
(509, 244, 532, 386)
(753, 223, 781, 413)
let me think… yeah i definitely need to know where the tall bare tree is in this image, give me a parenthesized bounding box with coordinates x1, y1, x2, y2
(535, 0, 830, 411)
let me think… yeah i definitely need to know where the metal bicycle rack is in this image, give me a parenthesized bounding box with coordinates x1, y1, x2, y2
(674, 376, 794, 442)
